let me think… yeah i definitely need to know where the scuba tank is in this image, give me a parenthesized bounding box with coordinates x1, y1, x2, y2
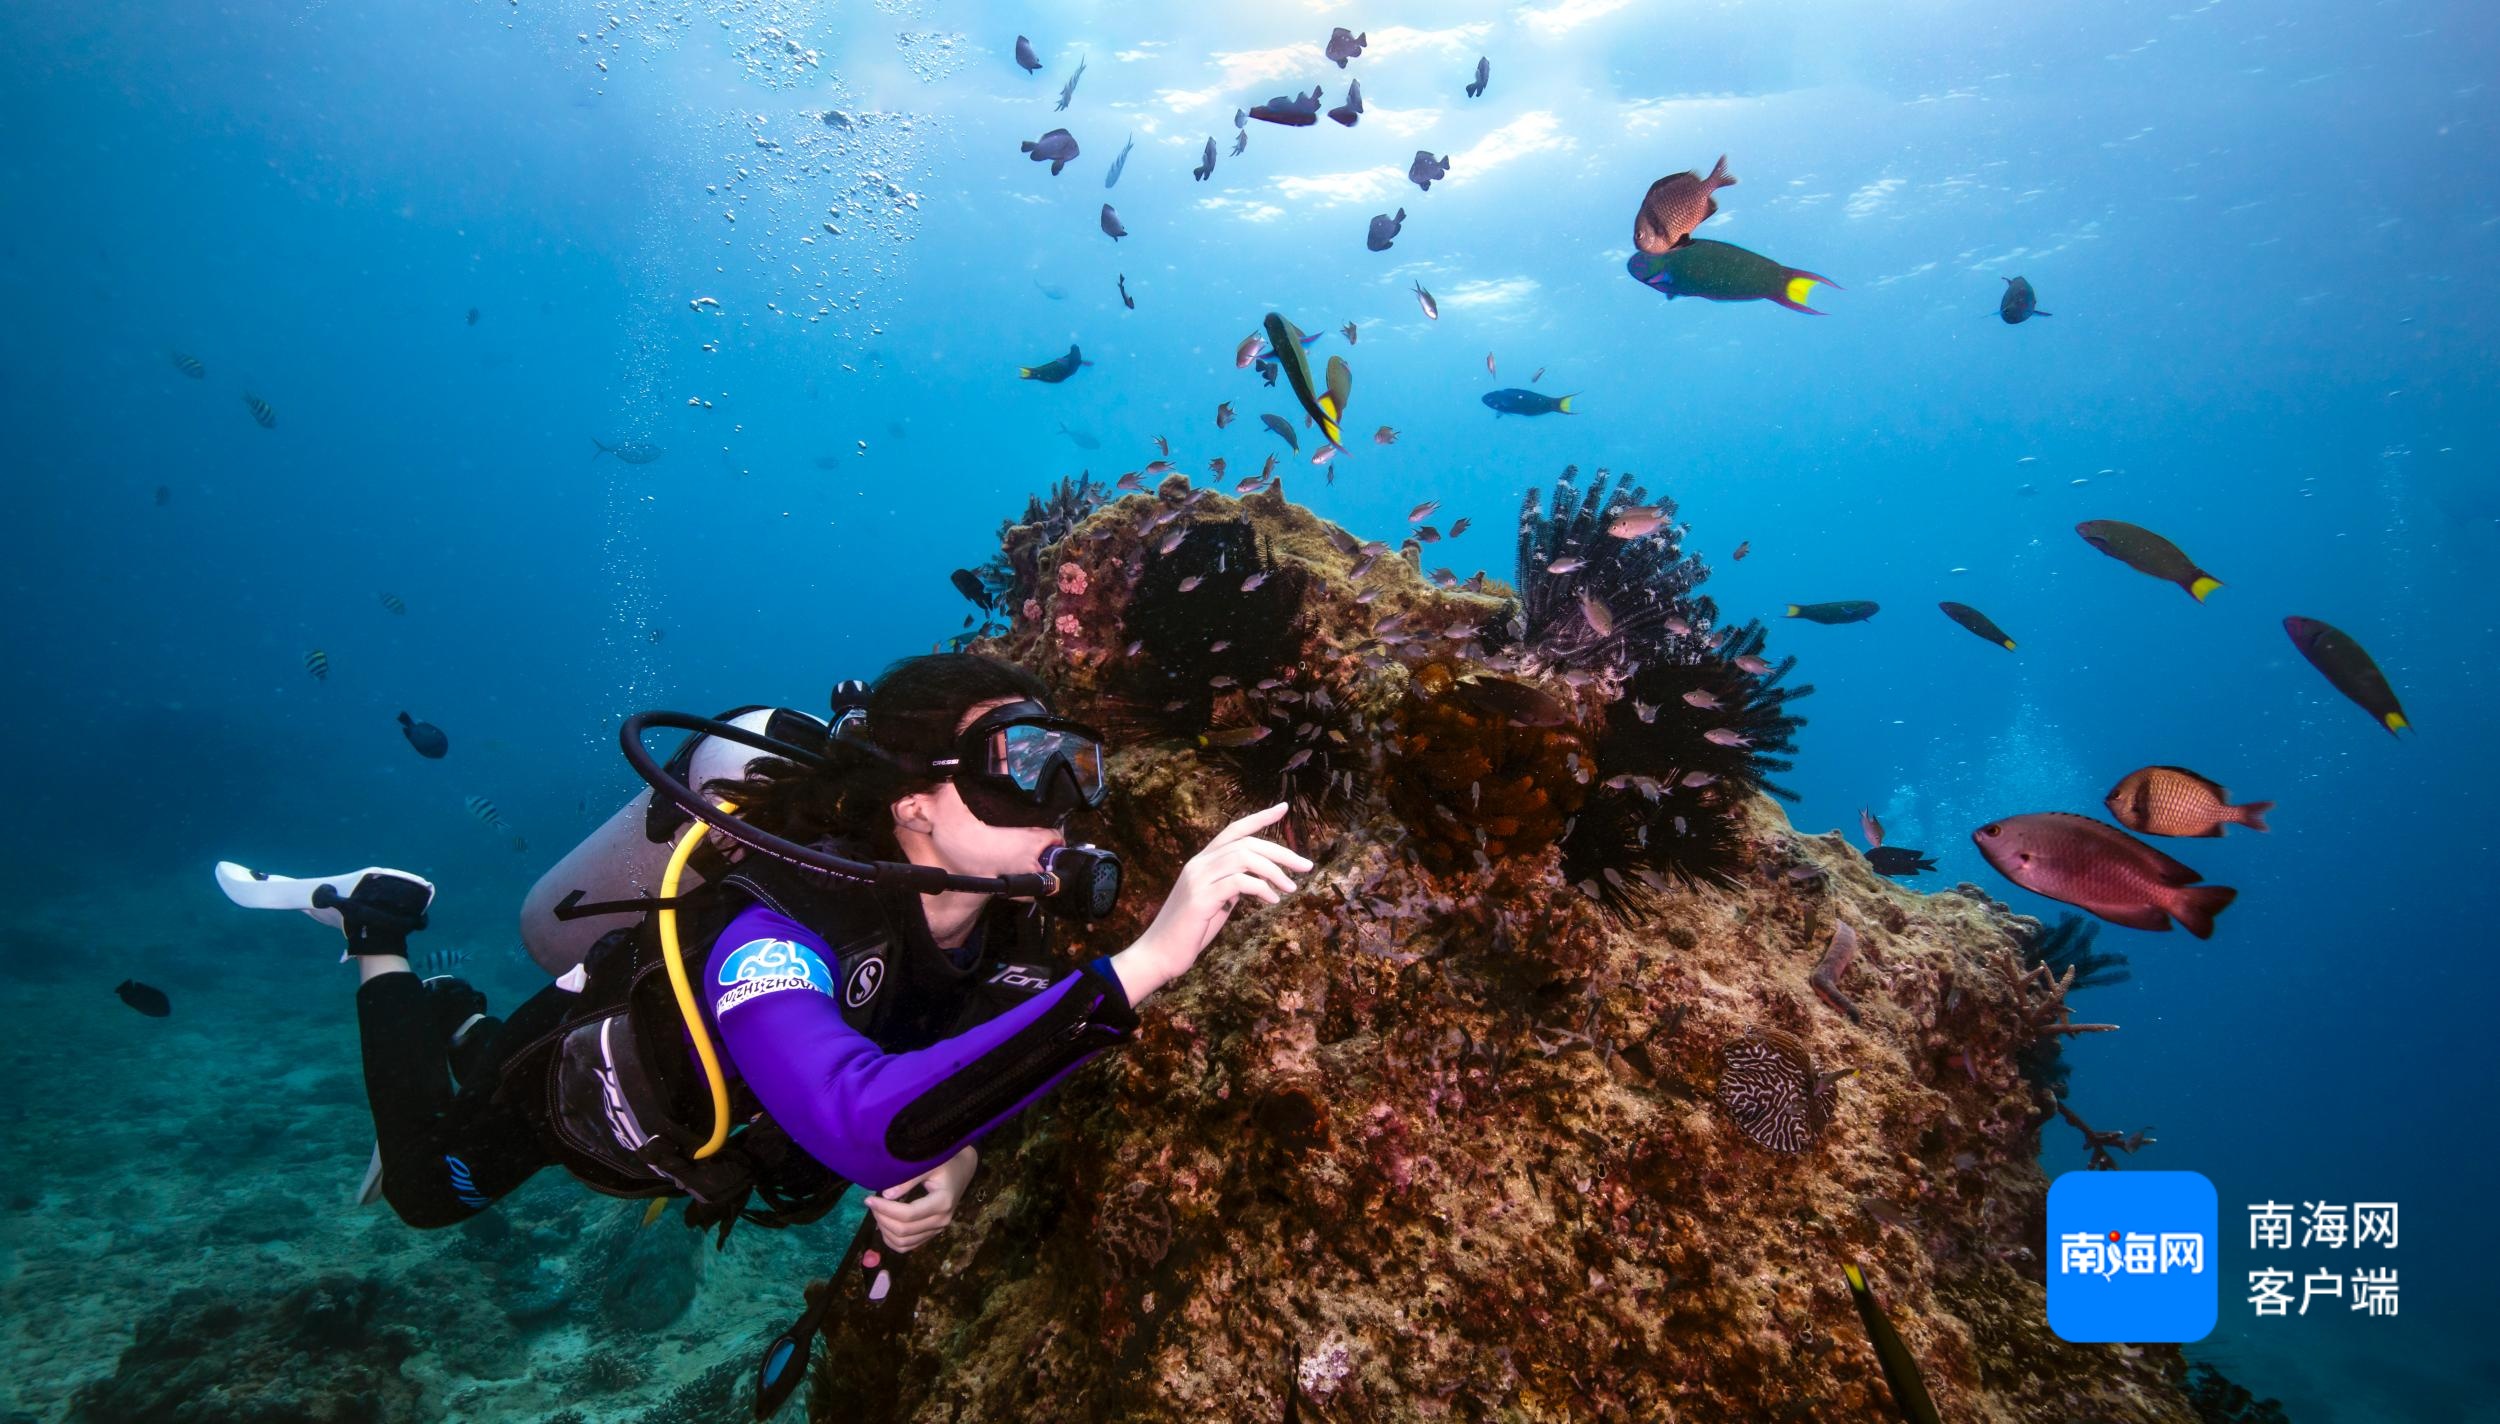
(520, 705, 830, 975)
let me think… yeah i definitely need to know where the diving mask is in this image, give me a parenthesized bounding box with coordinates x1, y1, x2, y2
(930, 700, 1110, 829)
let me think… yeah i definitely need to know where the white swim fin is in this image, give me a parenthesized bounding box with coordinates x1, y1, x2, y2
(214, 862, 437, 961)
(356, 1143, 386, 1207)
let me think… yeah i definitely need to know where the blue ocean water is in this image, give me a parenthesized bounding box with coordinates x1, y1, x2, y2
(3, 0, 2494, 1419)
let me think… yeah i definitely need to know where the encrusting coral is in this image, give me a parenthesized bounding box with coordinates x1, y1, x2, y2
(817, 469, 2216, 1423)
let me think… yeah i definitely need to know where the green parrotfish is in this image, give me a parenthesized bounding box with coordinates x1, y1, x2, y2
(1627, 239, 1837, 315)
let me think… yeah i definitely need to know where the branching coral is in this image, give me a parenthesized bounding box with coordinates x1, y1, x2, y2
(2013, 914, 2130, 1094)
(2052, 1094, 2157, 1171)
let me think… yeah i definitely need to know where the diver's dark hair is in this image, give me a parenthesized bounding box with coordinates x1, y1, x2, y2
(703, 653, 1051, 859)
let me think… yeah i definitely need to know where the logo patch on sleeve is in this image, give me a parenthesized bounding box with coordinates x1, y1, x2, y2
(715, 937, 837, 1014)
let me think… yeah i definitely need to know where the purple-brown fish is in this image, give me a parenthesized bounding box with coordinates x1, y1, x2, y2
(1972, 811, 2236, 938)
(1633, 155, 1735, 255)
(2104, 766, 2273, 838)
(2283, 616, 2410, 735)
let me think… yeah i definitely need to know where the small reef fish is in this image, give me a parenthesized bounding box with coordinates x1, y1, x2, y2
(170, 351, 205, 378)
(1448, 518, 1470, 538)
(1408, 151, 1451, 191)
(1328, 79, 1364, 128)
(1450, 676, 1571, 728)
(1261, 414, 1298, 450)
(304, 648, 329, 681)
(1020, 128, 1080, 176)
(1703, 728, 1751, 747)
(1215, 402, 1236, 429)
(1973, 811, 2236, 937)
(1250, 88, 1323, 127)
(1018, 344, 1092, 383)
(1236, 332, 1265, 369)
(466, 794, 528, 853)
(1486, 352, 1496, 376)
(2075, 520, 2220, 601)
(1341, 322, 1358, 345)
(2283, 616, 2409, 734)
(1627, 239, 1837, 315)
(1860, 808, 1884, 849)
(1058, 421, 1101, 449)
(1199, 726, 1273, 749)
(1682, 690, 1722, 711)
(1634, 155, 1736, 255)
(1193, 137, 1216, 182)
(243, 393, 278, 429)
(1055, 56, 1086, 112)
(1608, 505, 1666, 538)
(1099, 204, 1127, 241)
(1482, 388, 1575, 417)
(1733, 540, 1750, 560)
(1375, 426, 1398, 445)
(379, 592, 407, 615)
(1734, 654, 1773, 674)
(591, 436, 664, 464)
(1578, 588, 1615, 637)
(1785, 601, 1878, 625)
(1867, 847, 1934, 878)
(1938, 601, 2016, 650)
(1231, 128, 1248, 156)
(1464, 56, 1490, 99)
(1325, 26, 1366, 67)
(950, 569, 993, 611)
(1013, 34, 1042, 75)
(1118, 273, 1134, 309)
(1998, 275, 2050, 323)
(1842, 1263, 1943, 1424)
(1365, 208, 1405, 252)
(1104, 133, 1134, 188)
(2104, 766, 2273, 838)
(398, 712, 450, 759)
(1413, 281, 1439, 320)
(115, 980, 173, 1017)
(1409, 500, 1441, 523)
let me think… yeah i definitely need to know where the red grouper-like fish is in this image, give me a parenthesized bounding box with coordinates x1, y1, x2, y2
(1972, 812, 2237, 938)
(1633, 154, 1736, 255)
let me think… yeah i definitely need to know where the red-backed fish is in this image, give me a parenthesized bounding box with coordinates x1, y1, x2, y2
(1972, 811, 2236, 938)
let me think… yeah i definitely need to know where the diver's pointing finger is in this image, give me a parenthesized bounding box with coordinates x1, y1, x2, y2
(1232, 836, 1313, 872)
(1209, 802, 1291, 849)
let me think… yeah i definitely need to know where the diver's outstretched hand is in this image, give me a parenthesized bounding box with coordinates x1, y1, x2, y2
(1140, 803, 1312, 978)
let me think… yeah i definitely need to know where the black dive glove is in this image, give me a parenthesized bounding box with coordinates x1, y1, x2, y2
(312, 873, 433, 957)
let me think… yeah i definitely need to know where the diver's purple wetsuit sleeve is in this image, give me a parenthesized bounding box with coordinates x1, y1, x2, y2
(704, 904, 1137, 1192)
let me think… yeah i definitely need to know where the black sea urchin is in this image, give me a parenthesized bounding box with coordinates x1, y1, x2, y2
(1715, 1026, 1850, 1155)
(1500, 464, 1713, 670)
(989, 470, 1107, 611)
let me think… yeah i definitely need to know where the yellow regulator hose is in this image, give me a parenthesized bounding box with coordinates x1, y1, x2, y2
(658, 801, 735, 1158)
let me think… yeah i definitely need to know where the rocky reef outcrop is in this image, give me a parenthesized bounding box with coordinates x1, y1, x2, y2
(817, 468, 2204, 1422)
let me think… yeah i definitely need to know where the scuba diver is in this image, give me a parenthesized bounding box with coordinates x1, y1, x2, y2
(216, 654, 1310, 1411)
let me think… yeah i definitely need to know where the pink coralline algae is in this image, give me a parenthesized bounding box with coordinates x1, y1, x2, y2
(1055, 612, 1084, 639)
(1058, 562, 1090, 596)
(1021, 598, 1042, 623)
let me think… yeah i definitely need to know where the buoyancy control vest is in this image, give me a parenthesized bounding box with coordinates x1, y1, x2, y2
(516, 838, 1090, 1235)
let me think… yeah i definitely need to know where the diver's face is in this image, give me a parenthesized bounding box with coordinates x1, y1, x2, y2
(894, 696, 1066, 878)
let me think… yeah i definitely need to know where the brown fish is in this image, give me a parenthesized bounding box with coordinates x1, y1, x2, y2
(2283, 616, 2410, 735)
(1374, 426, 1398, 445)
(2075, 520, 2222, 601)
(1607, 504, 1666, 538)
(1859, 808, 1884, 849)
(2104, 766, 2274, 838)
(1972, 811, 2236, 937)
(1216, 401, 1236, 429)
(1633, 155, 1735, 255)
(1449, 676, 1571, 727)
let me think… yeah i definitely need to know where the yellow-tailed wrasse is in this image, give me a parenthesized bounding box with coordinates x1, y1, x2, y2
(1972, 811, 2235, 937)
(1938, 600, 2015, 649)
(170, 351, 205, 378)
(1840, 1263, 1942, 1424)
(304, 648, 329, 681)
(1263, 312, 1343, 448)
(1786, 600, 1878, 624)
(1627, 239, 1837, 315)
(243, 393, 278, 429)
(2104, 765, 2272, 838)
(1018, 344, 1092, 383)
(1632, 154, 1735, 255)
(2283, 616, 2410, 735)
(2075, 520, 2219, 601)
(1998, 275, 2050, 323)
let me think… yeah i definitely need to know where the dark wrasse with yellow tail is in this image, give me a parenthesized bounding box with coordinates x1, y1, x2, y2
(1842, 1262, 1942, 1424)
